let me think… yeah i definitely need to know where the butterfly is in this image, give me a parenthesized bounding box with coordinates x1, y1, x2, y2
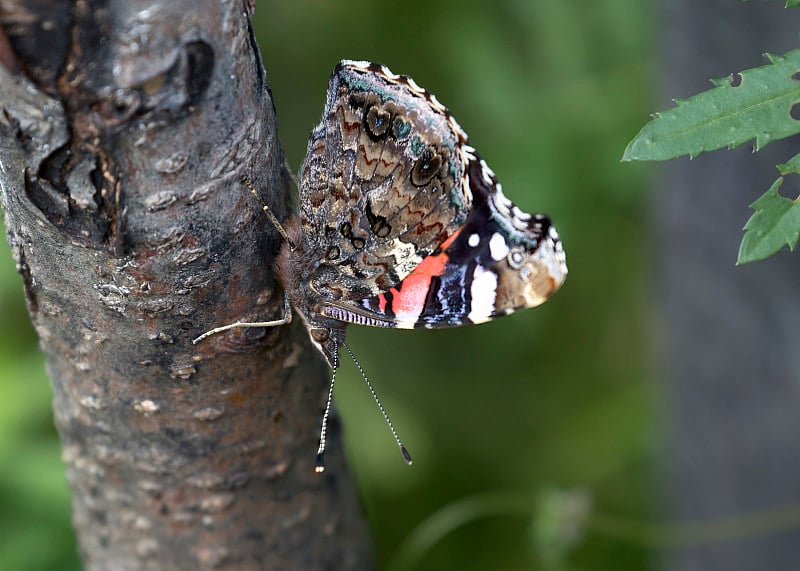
(197, 61, 567, 471)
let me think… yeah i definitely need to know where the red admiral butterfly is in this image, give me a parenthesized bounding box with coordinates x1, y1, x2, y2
(197, 61, 567, 471)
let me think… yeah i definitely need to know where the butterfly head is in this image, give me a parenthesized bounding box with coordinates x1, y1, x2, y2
(304, 324, 344, 369)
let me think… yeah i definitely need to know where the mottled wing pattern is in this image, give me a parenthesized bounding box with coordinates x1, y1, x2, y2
(298, 61, 473, 301)
(322, 151, 568, 329)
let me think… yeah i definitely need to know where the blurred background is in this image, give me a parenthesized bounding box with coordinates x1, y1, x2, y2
(2, 1, 799, 569)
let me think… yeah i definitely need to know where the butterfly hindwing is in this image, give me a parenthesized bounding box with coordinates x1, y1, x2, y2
(321, 152, 567, 329)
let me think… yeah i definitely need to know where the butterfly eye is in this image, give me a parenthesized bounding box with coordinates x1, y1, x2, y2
(310, 328, 330, 343)
(365, 106, 391, 139)
(411, 147, 442, 187)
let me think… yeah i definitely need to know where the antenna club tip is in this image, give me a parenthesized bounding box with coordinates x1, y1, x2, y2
(315, 453, 326, 473)
(401, 446, 413, 465)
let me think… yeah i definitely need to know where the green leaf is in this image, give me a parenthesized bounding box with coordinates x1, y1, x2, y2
(737, 177, 800, 264)
(623, 49, 800, 162)
(787, 0, 800, 7)
(777, 151, 800, 174)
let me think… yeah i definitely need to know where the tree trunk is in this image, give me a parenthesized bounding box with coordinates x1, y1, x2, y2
(0, 1, 371, 569)
(658, 2, 800, 569)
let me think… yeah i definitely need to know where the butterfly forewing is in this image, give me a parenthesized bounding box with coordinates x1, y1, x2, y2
(298, 61, 473, 301)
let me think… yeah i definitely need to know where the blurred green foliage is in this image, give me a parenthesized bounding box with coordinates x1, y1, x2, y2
(0, 0, 655, 569)
(0, 248, 78, 567)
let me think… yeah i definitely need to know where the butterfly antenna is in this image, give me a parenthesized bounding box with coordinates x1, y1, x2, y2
(315, 364, 337, 473)
(240, 175, 296, 251)
(343, 341, 412, 466)
(315, 338, 342, 473)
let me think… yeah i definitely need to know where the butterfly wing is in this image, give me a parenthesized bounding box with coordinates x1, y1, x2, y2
(298, 61, 474, 302)
(321, 152, 568, 329)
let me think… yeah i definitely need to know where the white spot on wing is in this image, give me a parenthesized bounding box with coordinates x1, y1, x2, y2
(512, 206, 531, 221)
(390, 238, 424, 277)
(468, 233, 480, 247)
(341, 60, 371, 71)
(512, 217, 528, 232)
(406, 76, 424, 92)
(495, 197, 511, 217)
(450, 116, 468, 141)
(480, 160, 494, 185)
(468, 266, 497, 324)
(489, 233, 510, 261)
(545, 226, 568, 275)
(534, 236, 568, 284)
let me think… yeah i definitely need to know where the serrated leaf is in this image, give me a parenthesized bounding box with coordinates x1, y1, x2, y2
(622, 49, 800, 162)
(777, 151, 800, 174)
(737, 177, 800, 264)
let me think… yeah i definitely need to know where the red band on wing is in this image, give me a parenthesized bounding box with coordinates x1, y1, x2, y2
(376, 228, 462, 319)
(378, 293, 387, 313)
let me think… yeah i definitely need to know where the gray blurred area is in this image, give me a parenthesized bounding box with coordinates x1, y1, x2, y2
(659, 2, 800, 569)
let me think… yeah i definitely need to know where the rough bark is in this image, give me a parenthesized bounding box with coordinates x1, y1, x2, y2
(0, 1, 371, 569)
(658, 2, 800, 570)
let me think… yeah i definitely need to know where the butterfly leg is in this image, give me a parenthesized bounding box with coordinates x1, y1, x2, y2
(192, 295, 292, 344)
(240, 175, 296, 251)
